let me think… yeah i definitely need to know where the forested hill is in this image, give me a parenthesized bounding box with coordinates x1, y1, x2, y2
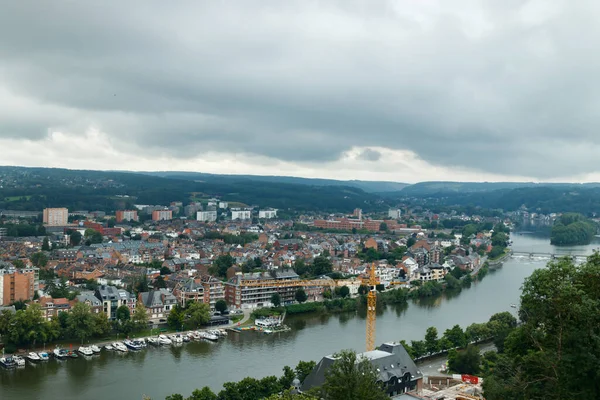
(0, 166, 385, 213)
(390, 185, 600, 216)
(141, 171, 408, 193)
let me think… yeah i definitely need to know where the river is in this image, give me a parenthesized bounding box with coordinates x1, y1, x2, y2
(1, 233, 597, 400)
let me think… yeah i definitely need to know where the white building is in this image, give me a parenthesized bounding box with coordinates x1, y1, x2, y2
(43, 208, 69, 226)
(196, 210, 217, 222)
(218, 202, 228, 209)
(388, 209, 402, 219)
(231, 209, 252, 220)
(258, 209, 278, 219)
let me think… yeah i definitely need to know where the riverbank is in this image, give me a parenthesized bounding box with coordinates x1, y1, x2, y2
(487, 249, 513, 266)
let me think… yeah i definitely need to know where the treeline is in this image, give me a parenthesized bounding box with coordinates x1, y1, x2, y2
(0, 222, 46, 237)
(550, 212, 597, 245)
(0, 302, 147, 353)
(0, 166, 387, 213)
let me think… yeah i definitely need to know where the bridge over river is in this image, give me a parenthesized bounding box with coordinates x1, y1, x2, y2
(511, 251, 590, 260)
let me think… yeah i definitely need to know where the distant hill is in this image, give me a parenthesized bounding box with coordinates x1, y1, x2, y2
(0, 166, 387, 213)
(397, 181, 600, 196)
(142, 171, 408, 193)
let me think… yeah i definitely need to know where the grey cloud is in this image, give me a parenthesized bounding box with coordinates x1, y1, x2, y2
(357, 149, 382, 162)
(1, 1, 600, 178)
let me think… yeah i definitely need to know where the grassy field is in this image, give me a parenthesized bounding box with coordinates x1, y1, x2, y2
(4, 195, 33, 201)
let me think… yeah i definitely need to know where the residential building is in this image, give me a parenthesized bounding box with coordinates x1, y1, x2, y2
(300, 342, 423, 396)
(115, 210, 139, 223)
(43, 208, 69, 226)
(76, 292, 103, 314)
(38, 296, 72, 321)
(218, 201, 228, 209)
(258, 209, 278, 219)
(201, 275, 226, 310)
(138, 289, 178, 324)
(0, 227, 6, 239)
(388, 208, 402, 219)
(95, 285, 137, 320)
(173, 278, 205, 307)
(231, 208, 252, 220)
(196, 210, 217, 222)
(152, 209, 172, 221)
(0, 267, 38, 305)
(225, 269, 301, 309)
(353, 208, 362, 219)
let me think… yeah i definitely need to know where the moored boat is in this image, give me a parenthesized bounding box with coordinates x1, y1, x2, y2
(38, 352, 50, 361)
(104, 344, 114, 351)
(27, 352, 41, 363)
(0, 356, 17, 369)
(113, 342, 128, 352)
(77, 346, 94, 356)
(68, 350, 78, 358)
(158, 335, 172, 345)
(123, 339, 143, 351)
(12, 355, 25, 367)
(53, 347, 69, 359)
(90, 345, 101, 354)
(146, 337, 159, 346)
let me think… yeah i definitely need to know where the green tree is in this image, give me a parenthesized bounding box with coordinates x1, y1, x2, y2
(483, 256, 600, 400)
(443, 325, 467, 349)
(379, 222, 388, 232)
(319, 350, 388, 400)
(92, 312, 112, 336)
(311, 256, 333, 276)
(84, 228, 103, 244)
(107, 217, 116, 228)
(295, 360, 317, 384)
(154, 275, 167, 289)
(295, 288, 308, 303)
(30, 252, 49, 268)
(338, 285, 350, 298)
(448, 345, 481, 375)
(357, 285, 369, 295)
(187, 387, 217, 400)
(410, 340, 427, 359)
(167, 305, 185, 330)
(271, 293, 282, 307)
(210, 254, 235, 278)
(67, 302, 95, 344)
(41, 236, 50, 251)
(424, 326, 440, 355)
(114, 305, 132, 334)
(184, 302, 210, 330)
(160, 266, 172, 275)
(293, 259, 309, 276)
(215, 299, 228, 314)
(12, 259, 25, 269)
(465, 322, 491, 343)
(132, 303, 149, 332)
(278, 365, 296, 389)
(406, 237, 416, 248)
(69, 230, 82, 246)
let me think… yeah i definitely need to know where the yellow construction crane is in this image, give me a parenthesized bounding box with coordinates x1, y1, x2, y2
(363, 263, 378, 351)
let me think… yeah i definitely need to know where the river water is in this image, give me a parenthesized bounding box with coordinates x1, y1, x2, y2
(1, 234, 597, 400)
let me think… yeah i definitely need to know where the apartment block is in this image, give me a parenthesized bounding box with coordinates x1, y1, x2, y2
(231, 208, 252, 220)
(196, 210, 217, 222)
(152, 209, 172, 221)
(116, 210, 139, 223)
(0, 268, 38, 305)
(43, 208, 69, 226)
(258, 209, 278, 219)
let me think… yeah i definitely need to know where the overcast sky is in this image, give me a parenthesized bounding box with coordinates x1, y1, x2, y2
(1, 0, 599, 183)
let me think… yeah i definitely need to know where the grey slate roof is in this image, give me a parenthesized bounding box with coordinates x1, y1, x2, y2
(300, 342, 422, 393)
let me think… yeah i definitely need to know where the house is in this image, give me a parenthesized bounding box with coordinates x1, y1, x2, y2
(138, 289, 178, 325)
(38, 296, 72, 321)
(172, 278, 205, 307)
(76, 291, 103, 314)
(300, 342, 423, 396)
(95, 285, 137, 320)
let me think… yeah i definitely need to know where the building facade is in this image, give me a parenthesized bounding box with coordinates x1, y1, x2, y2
(196, 210, 217, 222)
(258, 209, 278, 219)
(95, 285, 137, 320)
(116, 210, 139, 223)
(231, 208, 252, 220)
(0, 267, 38, 305)
(152, 210, 172, 221)
(43, 208, 69, 226)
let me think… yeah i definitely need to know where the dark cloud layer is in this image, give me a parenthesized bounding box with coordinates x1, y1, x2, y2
(1, 1, 599, 178)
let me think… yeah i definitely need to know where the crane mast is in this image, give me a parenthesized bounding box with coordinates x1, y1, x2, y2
(364, 263, 377, 351)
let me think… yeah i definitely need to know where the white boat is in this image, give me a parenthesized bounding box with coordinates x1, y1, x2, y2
(104, 344, 114, 351)
(12, 355, 26, 367)
(123, 339, 144, 351)
(90, 345, 101, 354)
(146, 337, 159, 346)
(27, 352, 41, 362)
(158, 335, 172, 345)
(201, 331, 218, 341)
(38, 352, 50, 361)
(182, 334, 191, 342)
(0, 356, 17, 368)
(77, 346, 94, 356)
(112, 342, 128, 352)
(217, 329, 228, 336)
(53, 347, 69, 359)
(170, 334, 183, 344)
